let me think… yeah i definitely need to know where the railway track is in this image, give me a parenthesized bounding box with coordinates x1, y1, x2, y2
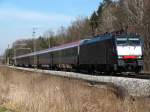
(101, 72, 150, 80)
(72, 70, 150, 80)
(9, 66, 150, 80)
(124, 72, 150, 79)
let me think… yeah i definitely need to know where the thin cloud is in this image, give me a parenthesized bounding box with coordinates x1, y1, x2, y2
(0, 8, 74, 22)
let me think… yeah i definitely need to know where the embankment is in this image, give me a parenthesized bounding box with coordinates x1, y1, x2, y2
(0, 67, 149, 112)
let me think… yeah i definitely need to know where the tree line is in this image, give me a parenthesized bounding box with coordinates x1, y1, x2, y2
(5, 0, 150, 71)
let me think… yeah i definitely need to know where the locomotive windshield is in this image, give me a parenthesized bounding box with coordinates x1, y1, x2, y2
(116, 37, 141, 46)
(128, 38, 141, 45)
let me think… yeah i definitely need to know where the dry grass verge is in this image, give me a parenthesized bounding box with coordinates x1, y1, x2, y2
(0, 67, 149, 112)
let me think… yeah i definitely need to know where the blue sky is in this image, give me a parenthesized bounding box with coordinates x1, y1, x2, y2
(0, 0, 101, 54)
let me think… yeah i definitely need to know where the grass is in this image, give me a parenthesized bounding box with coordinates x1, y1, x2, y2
(0, 66, 149, 112)
(0, 106, 11, 112)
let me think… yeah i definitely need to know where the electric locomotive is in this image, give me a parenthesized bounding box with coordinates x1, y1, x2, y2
(115, 34, 143, 72)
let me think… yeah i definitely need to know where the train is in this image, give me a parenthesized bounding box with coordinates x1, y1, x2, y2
(13, 32, 144, 73)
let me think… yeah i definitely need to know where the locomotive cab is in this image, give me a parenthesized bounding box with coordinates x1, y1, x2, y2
(115, 34, 143, 72)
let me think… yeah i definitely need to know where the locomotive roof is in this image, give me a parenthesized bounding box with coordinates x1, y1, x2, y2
(80, 34, 113, 45)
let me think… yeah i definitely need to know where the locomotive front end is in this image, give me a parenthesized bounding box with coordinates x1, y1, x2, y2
(116, 34, 143, 73)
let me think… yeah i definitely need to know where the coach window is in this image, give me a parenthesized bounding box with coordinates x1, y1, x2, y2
(116, 38, 127, 45)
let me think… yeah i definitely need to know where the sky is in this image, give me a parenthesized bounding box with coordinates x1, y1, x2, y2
(0, 0, 101, 55)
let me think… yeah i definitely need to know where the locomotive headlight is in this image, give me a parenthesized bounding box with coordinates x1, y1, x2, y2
(118, 56, 123, 59)
(137, 56, 142, 59)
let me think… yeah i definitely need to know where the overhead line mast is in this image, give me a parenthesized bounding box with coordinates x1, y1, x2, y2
(32, 27, 38, 68)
